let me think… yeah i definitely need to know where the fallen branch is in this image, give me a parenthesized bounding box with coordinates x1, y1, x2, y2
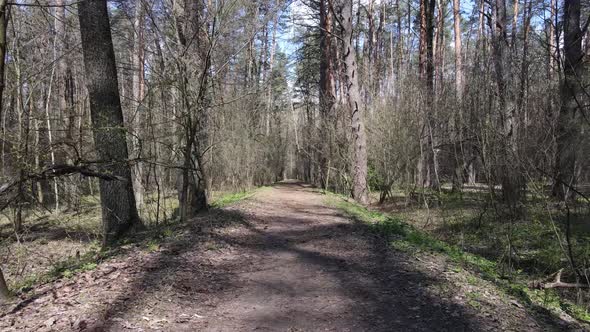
(529, 269, 590, 289)
(0, 164, 126, 196)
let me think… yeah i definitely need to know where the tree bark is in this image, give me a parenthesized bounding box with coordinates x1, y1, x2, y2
(342, 0, 369, 204)
(492, 0, 522, 207)
(173, 0, 210, 220)
(78, 0, 141, 246)
(452, 0, 463, 99)
(131, 0, 145, 211)
(265, 14, 278, 136)
(0, 0, 11, 304)
(417, 0, 437, 189)
(553, 0, 584, 200)
(319, 0, 336, 189)
(548, 0, 556, 76)
(0, 264, 9, 304)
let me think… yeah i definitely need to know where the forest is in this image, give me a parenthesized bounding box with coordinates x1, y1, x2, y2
(0, 0, 588, 330)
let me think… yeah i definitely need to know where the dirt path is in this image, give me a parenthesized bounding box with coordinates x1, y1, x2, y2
(0, 182, 584, 331)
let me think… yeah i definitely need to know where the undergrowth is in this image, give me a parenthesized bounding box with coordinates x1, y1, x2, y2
(7, 187, 262, 298)
(325, 193, 590, 324)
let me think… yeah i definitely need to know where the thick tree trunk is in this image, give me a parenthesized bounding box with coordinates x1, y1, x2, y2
(553, 0, 584, 200)
(342, 0, 369, 204)
(492, 0, 522, 208)
(78, 0, 141, 246)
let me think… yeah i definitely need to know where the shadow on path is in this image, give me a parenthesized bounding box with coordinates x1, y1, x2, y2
(7, 181, 575, 331)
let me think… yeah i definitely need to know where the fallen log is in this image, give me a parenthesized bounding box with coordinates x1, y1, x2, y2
(529, 269, 590, 289)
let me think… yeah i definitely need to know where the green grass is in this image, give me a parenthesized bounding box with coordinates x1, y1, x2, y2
(211, 186, 269, 208)
(326, 193, 590, 323)
(211, 191, 253, 208)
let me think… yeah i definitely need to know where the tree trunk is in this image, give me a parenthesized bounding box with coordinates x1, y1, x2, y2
(342, 0, 369, 204)
(173, 0, 210, 220)
(78, 0, 141, 246)
(417, 0, 437, 189)
(451, 0, 464, 191)
(434, 0, 445, 93)
(452, 0, 463, 99)
(492, 0, 521, 208)
(548, 0, 556, 76)
(418, 0, 428, 79)
(131, 0, 145, 211)
(516, 0, 531, 115)
(319, 0, 336, 189)
(51, 0, 68, 211)
(0, 265, 9, 304)
(0, 0, 10, 304)
(553, 0, 583, 200)
(265, 14, 278, 136)
(0, 0, 5, 118)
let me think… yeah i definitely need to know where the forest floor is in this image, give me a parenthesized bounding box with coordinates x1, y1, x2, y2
(0, 181, 588, 331)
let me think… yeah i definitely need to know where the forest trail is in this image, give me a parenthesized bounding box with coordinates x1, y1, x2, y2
(0, 181, 583, 331)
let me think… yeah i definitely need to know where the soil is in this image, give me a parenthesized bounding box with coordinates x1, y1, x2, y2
(0, 181, 587, 331)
